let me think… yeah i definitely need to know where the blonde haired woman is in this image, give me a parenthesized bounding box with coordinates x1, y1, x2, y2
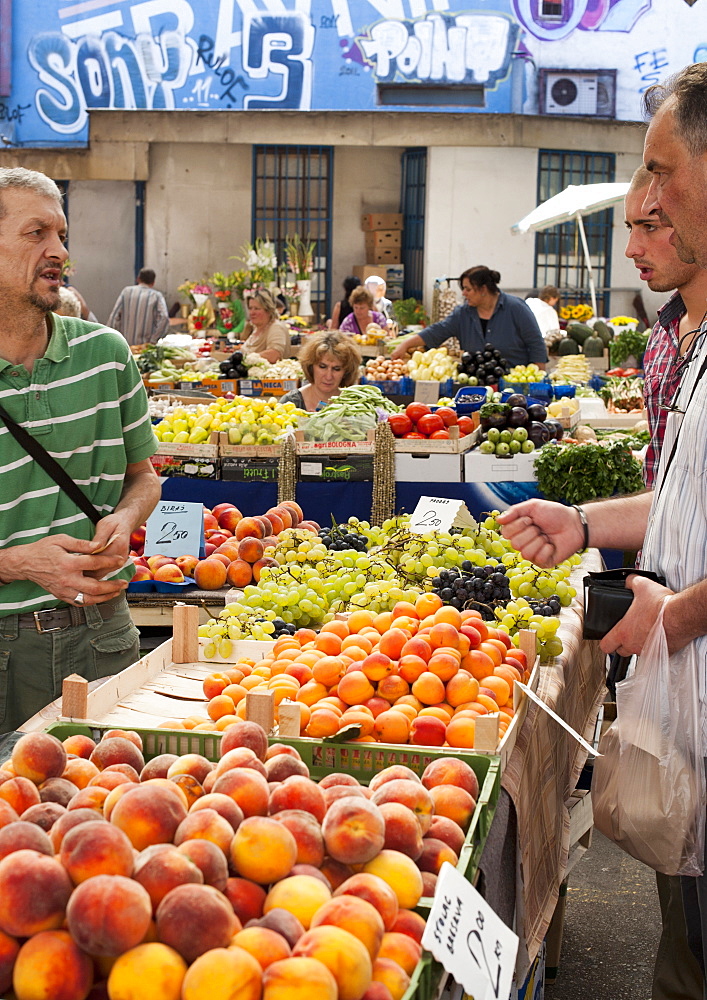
(241, 289, 291, 363)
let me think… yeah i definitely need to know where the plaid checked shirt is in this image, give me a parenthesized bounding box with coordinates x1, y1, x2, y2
(642, 291, 685, 488)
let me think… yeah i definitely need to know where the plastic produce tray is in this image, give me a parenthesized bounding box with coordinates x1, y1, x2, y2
(360, 376, 415, 395)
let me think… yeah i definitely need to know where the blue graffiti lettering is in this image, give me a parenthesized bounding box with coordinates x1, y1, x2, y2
(243, 14, 315, 110)
(633, 47, 668, 91)
(0, 102, 32, 125)
(196, 35, 249, 103)
(359, 12, 516, 86)
(320, 15, 339, 29)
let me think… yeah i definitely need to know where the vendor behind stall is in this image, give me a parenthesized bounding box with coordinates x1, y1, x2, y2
(391, 266, 547, 369)
(339, 286, 391, 336)
(280, 332, 362, 411)
(240, 289, 291, 362)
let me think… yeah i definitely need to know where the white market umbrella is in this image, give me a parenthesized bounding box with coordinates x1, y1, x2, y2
(512, 182, 630, 317)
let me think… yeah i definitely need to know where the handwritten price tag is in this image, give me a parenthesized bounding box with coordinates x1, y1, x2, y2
(421, 862, 518, 1000)
(144, 501, 205, 558)
(409, 496, 478, 535)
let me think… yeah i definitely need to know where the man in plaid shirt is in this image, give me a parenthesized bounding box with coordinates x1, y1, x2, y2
(624, 166, 707, 1000)
(625, 166, 707, 489)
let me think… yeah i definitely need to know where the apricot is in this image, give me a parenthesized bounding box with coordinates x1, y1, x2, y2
(107, 942, 187, 1000)
(310, 894, 384, 960)
(376, 676, 410, 704)
(322, 796, 385, 865)
(264, 873, 332, 929)
(11, 732, 67, 784)
(293, 925, 372, 1000)
(66, 873, 152, 955)
(12, 929, 93, 1000)
(230, 815, 297, 884)
(0, 850, 72, 937)
(371, 957, 410, 1000)
(409, 715, 447, 747)
(372, 710, 410, 745)
(262, 956, 337, 1000)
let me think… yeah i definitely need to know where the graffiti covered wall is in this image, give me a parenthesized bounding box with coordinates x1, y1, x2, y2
(1, 0, 704, 147)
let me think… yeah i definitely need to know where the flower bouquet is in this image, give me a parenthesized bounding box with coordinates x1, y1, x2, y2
(560, 302, 594, 322)
(232, 239, 277, 287)
(284, 234, 316, 281)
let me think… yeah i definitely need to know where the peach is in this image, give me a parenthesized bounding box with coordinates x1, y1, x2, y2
(0, 850, 71, 937)
(154, 563, 185, 583)
(263, 511, 285, 535)
(390, 909, 426, 944)
(66, 873, 152, 955)
(190, 793, 243, 832)
(12, 929, 93, 1000)
(255, 907, 305, 948)
(0, 927, 18, 994)
(181, 945, 262, 1000)
(262, 956, 337, 1000)
(225, 877, 266, 924)
(176, 554, 200, 577)
(292, 925, 372, 1000)
(0, 776, 41, 814)
(238, 536, 265, 564)
(230, 816, 297, 884)
(214, 746, 265, 778)
(370, 779, 433, 835)
(361, 984, 395, 1000)
(11, 732, 67, 784)
(216, 505, 243, 530)
(133, 845, 204, 912)
(310, 895, 384, 960)
(62, 734, 96, 759)
(378, 802, 423, 860)
(37, 777, 78, 807)
(88, 769, 134, 792)
(269, 776, 326, 823)
(167, 754, 214, 785)
(377, 932, 421, 976)
(60, 819, 134, 883)
(175, 839, 228, 891)
(67, 785, 110, 813)
(0, 819, 53, 859)
(323, 784, 366, 808)
(62, 758, 100, 790)
(169, 774, 204, 809)
(49, 807, 106, 852)
(0, 799, 18, 830)
(420, 757, 480, 799)
(147, 554, 175, 572)
(194, 558, 228, 590)
(421, 872, 437, 896)
(232, 926, 291, 969)
(212, 768, 269, 817)
(333, 873, 399, 931)
(417, 837, 458, 874)
(140, 755, 179, 781)
(220, 721, 268, 761)
(427, 815, 466, 855)
(90, 737, 145, 774)
(253, 557, 278, 582)
(104, 762, 141, 782)
(110, 784, 188, 851)
(265, 743, 302, 761)
(271, 810, 325, 867)
(368, 766, 420, 792)
(174, 808, 233, 854)
(409, 715, 447, 747)
(107, 942, 187, 1000)
(322, 797, 385, 865)
(319, 857, 355, 891)
(362, 851, 424, 910)
(20, 800, 65, 832)
(372, 957, 410, 1000)
(226, 559, 253, 588)
(265, 755, 309, 782)
(156, 884, 238, 963)
(427, 784, 476, 830)
(264, 874, 332, 930)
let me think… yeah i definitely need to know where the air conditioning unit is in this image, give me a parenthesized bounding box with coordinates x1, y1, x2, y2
(539, 69, 616, 118)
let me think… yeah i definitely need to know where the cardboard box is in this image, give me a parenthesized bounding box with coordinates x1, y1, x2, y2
(364, 230, 402, 249)
(394, 425, 474, 454)
(387, 285, 404, 301)
(238, 379, 299, 398)
(352, 264, 405, 283)
(361, 212, 403, 231)
(367, 248, 401, 266)
(221, 457, 280, 482)
(464, 448, 538, 482)
(218, 433, 281, 459)
(298, 456, 374, 482)
(395, 452, 464, 482)
(150, 454, 219, 478)
(295, 428, 376, 456)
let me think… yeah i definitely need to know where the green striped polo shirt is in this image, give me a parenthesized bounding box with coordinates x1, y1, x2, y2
(0, 314, 158, 616)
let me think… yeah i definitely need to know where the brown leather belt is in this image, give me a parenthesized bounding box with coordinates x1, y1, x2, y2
(16, 595, 123, 633)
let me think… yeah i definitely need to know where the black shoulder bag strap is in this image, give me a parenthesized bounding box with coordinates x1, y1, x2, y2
(0, 401, 102, 525)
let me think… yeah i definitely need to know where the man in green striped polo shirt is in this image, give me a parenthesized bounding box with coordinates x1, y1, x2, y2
(0, 167, 161, 732)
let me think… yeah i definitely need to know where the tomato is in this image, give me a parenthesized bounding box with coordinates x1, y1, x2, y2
(406, 402, 431, 424)
(429, 429, 450, 439)
(403, 432, 426, 438)
(417, 412, 445, 436)
(388, 413, 413, 437)
(457, 415, 474, 435)
(435, 406, 458, 427)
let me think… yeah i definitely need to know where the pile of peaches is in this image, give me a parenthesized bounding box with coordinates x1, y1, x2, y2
(129, 500, 319, 591)
(0, 719, 481, 1000)
(194, 594, 530, 750)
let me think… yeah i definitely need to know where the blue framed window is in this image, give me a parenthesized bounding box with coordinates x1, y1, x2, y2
(252, 145, 333, 321)
(534, 149, 615, 315)
(400, 148, 426, 301)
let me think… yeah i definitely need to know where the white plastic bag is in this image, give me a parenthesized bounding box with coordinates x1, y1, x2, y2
(592, 601, 705, 876)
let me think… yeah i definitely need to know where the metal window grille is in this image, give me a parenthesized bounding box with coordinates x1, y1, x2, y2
(534, 149, 615, 315)
(400, 148, 426, 300)
(252, 145, 333, 321)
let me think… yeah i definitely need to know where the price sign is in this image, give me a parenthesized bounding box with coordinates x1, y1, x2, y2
(421, 862, 518, 1000)
(144, 501, 205, 558)
(413, 380, 441, 404)
(409, 496, 478, 535)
